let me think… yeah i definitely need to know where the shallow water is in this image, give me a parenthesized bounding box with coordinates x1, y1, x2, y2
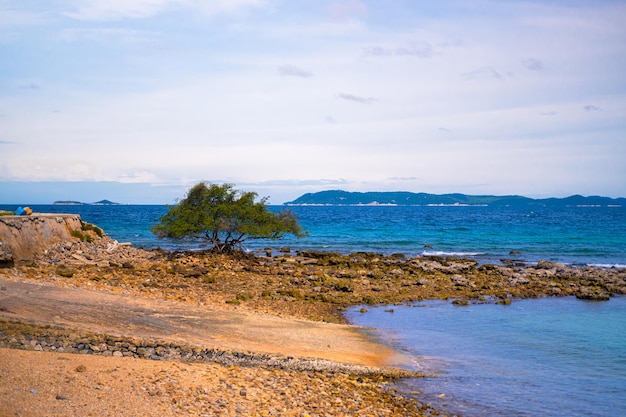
(346, 297, 626, 417)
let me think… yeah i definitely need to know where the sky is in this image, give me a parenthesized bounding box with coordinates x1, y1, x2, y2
(1, 0, 625, 204)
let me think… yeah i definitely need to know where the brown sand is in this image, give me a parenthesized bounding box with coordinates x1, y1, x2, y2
(0, 280, 401, 368)
(0, 348, 425, 416)
(0, 277, 434, 416)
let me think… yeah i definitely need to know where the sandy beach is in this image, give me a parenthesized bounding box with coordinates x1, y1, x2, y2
(1, 347, 433, 417)
(0, 262, 434, 416)
(1, 227, 624, 416)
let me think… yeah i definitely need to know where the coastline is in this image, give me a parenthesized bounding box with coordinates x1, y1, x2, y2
(1, 228, 625, 415)
(4, 204, 625, 270)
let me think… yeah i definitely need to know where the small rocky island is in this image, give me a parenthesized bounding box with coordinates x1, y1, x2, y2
(53, 199, 120, 205)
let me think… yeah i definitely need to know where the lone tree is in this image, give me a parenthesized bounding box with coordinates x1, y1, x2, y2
(152, 182, 306, 254)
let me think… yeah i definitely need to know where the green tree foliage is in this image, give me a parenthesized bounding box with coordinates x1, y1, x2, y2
(152, 182, 306, 253)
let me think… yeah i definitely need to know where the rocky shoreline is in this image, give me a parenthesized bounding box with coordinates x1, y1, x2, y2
(0, 320, 416, 377)
(27, 230, 626, 320)
(2, 221, 625, 416)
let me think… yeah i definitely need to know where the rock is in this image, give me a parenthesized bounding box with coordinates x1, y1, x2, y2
(507, 273, 530, 286)
(0, 242, 13, 267)
(575, 287, 610, 301)
(0, 214, 83, 262)
(450, 274, 469, 286)
(536, 260, 567, 272)
(55, 265, 74, 278)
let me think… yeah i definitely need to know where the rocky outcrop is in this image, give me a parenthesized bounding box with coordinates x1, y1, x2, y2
(575, 286, 611, 301)
(42, 235, 160, 268)
(0, 214, 83, 262)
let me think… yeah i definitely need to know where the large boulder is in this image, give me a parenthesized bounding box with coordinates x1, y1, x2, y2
(0, 214, 83, 262)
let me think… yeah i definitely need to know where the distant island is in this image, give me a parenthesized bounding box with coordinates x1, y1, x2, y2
(285, 190, 625, 207)
(53, 200, 120, 206)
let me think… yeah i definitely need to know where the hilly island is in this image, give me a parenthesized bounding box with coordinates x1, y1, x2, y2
(286, 190, 625, 207)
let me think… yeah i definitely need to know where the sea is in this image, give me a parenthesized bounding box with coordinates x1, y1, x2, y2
(2, 203, 625, 416)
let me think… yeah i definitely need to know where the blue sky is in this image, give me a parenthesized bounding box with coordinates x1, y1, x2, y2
(1, 0, 625, 204)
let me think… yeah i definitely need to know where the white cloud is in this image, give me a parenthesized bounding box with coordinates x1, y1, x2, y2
(117, 171, 161, 184)
(58, 27, 159, 43)
(522, 58, 543, 71)
(63, 0, 268, 21)
(363, 41, 436, 58)
(325, 0, 367, 21)
(0, 6, 46, 28)
(461, 66, 504, 80)
(583, 104, 600, 112)
(336, 92, 378, 104)
(63, 0, 175, 20)
(277, 64, 313, 78)
(0, 0, 625, 202)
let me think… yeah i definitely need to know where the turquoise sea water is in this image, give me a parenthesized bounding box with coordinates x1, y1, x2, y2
(2, 204, 625, 415)
(5, 204, 625, 268)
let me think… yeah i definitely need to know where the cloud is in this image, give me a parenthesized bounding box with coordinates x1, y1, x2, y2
(64, 0, 174, 20)
(326, 0, 367, 21)
(277, 65, 313, 78)
(117, 171, 160, 184)
(59, 28, 158, 43)
(523, 58, 544, 71)
(246, 178, 349, 187)
(19, 83, 40, 90)
(363, 41, 434, 58)
(0, 8, 45, 29)
(395, 42, 435, 58)
(64, 0, 268, 21)
(462, 66, 502, 80)
(337, 92, 377, 104)
(388, 177, 417, 181)
(362, 45, 391, 57)
(2, 1, 625, 203)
